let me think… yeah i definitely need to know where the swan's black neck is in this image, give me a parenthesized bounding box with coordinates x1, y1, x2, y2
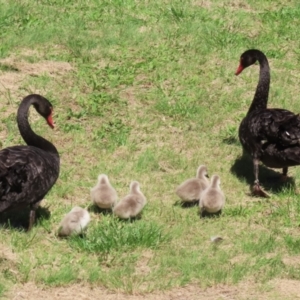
(17, 95, 58, 155)
(248, 53, 270, 114)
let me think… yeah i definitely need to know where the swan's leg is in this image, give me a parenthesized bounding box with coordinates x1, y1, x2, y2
(253, 158, 259, 184)
(27, 202, 40, 231)
(281, 167, 289, 182)
(28, 209, 36, 231)
(251, 158, 270, 198)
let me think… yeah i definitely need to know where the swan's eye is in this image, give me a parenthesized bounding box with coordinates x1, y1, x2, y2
(285, 131, 290, 137)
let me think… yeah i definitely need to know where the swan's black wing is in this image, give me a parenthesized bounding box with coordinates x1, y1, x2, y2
(0, 145, 59, 212)
(276, 114, 300, 146)
(239, 109, 300, 145)
(261, 142, 300, 168)
(239, 109, 295, 155)
(240, 108, 300, 168)
(244, 108, 296, 143)
(253, 110, 300, 148)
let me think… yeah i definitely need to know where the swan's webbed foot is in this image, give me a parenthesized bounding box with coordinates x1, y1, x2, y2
(279, 174, 289, 183)
(251, 181, 270, 198)
(280, 167, 289, 183)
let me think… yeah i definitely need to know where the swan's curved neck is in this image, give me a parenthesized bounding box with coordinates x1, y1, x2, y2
(17, 96, 58, 155)
(248, 55, 270, 114)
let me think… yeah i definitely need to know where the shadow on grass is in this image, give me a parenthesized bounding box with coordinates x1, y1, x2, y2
(58, 232, 87, 239)
(0, 205, 51, 230)
(88, 204, 113, 215)
(173, 200, 199, 208)
(230, 152, 296, 194)
(89, 204, 144, 222)
(200, 210, 222, 218)
(222, 136, 240, 146)
(116, 215, 142, 223)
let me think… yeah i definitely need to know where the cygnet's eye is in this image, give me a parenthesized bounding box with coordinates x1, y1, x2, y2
(285, 131, 290, 137)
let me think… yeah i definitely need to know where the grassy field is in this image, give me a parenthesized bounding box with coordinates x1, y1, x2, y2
(1, 0, 300, 298)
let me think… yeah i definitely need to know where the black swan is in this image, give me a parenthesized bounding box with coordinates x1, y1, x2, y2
(0, 94, 60, 229)
(236, 49, 300, 197)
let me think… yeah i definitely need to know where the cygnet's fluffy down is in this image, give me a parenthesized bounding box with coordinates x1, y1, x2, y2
(113, 181, 146, 219)
(199, 175, 225, 215)
(90, 174, 118, 209)
(176, 165, 209, 202)
(58, 206, 91, 237)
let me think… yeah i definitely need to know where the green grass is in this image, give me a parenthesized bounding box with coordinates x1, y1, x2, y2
(69, 217, 169, 253)
(1, 0, 300, 298)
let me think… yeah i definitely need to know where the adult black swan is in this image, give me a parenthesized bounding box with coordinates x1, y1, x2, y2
(236, 49, 300, 197)
(0, 94, 60, 230)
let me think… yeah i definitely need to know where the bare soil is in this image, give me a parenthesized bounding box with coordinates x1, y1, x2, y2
(7, 279, 300, 300)
(0, 55, 72, 98)
(0, 53, 73, 144)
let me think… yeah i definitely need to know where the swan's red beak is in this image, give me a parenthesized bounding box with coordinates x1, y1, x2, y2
(235, 64, 244, 75)
(47, 110, 55, 129)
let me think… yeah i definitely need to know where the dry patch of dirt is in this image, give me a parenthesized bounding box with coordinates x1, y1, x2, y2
(282, 255, 300, 266)
(0, 50, 74, 147)
(218, 0, 253, 12)
(268, 279, 300, 299)
(0, 243, 19, 283)
(0, 72, 25, 99)
(0, 53, 73, 102)
(134, 250, 153, 277)
(192, 0, 212, 8)
(120, 86, 140, 109)
(139, 26, 150, 33)
(0, 55, 72, 77)
(0, 243, 17, 262)
(7, 279, 300, 300)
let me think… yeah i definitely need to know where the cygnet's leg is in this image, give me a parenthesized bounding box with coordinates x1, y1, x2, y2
(199, 206, 205, 218)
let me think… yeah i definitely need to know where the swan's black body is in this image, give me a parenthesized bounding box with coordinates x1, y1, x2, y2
(0, 94, 60, 229)
(236, 49, 300, 196)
